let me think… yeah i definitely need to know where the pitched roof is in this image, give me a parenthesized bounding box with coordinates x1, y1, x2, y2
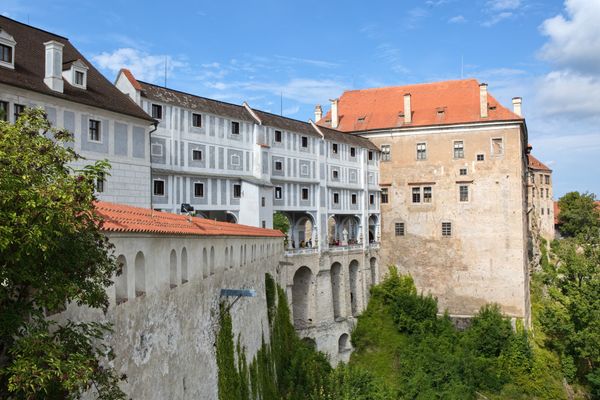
(317, 124, 380, 151)
(528, 154, 552, 172)
(138, 80, 255, 123)
(95, 201, 284, 238)
(0, 16, 153, 123)
(318, 79, 523, 132)
(121, 68, 142, 91)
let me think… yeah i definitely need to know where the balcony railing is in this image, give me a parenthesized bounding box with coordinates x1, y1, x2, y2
(285, 247, 319, 257)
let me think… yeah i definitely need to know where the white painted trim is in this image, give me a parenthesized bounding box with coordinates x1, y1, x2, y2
(357, 121, 523, 138)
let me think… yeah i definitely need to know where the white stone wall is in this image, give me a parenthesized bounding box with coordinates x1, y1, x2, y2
(61, 232, 284, 400)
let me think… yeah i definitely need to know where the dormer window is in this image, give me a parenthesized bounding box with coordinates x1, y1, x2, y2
(0, 29, 16, 69)
(62, 59, 89, 89)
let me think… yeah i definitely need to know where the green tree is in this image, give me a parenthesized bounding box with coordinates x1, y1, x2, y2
(557, 191, 600, 238)
(273, 212, 290, 234)
(0, 109, 124, 399)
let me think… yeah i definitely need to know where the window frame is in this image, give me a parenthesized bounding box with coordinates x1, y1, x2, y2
(194, 182, 205, 198)
(192, 113, 202, 128)
(301, 136, 308, 148)
(232, 183, 242, 198)
(381, 144, 391, 161)
(231, 121, 240, 135)
(192, 149, 203, 161)
(423, 186, 432, 203)
(350, 147, 356, 157)
(0, 43, 14, 67)
(0, 101, 8, 121)
(394, 222, 405, 236)
(88, 119, 101, 142)
(368, 151, 374, 161)
(459, 185, 469, 202)
(453, 140, 464, 159)
(75, 70, 85, 86)
(477, 153, 485, 161)
(151, 104, 163, 120)
(274, 186, 283, 200)
(274, 160, 283, 171)
(301, 187, 309, 200)
(381, 188, 389, 204)
(151, 143, 163, 157)
(274, 130, 282, 143)
(153, 179, 165, 196)
(96, 172, 105, 193)
(333, 192, 340, 204)
(13, 104, 25, 122)
(332, 169, 339, 180)
(442, 222, 452, 237)
(412, 187, 421, 203)
(491, 137, 504, 156)
(416, 142, 427, 160)
(459, 168, 467, 176)
(369, 194, 375, 205)
(332, 143, 338, 154)
(351, 193, 358, 205)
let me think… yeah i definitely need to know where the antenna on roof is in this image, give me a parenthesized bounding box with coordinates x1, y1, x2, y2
(164, 56, 168, 88)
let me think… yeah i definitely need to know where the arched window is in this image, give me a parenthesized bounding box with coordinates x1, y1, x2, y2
(338, 333, 350, 353)
(330, 262, 343, 319)
(202, 248, 208, 278)
(169, 249, 178, 289)
(115, 255, 128, 304)
(135, 251, 146, 297)
(181, 247, 188, 283)
(210, 246, 215, 275)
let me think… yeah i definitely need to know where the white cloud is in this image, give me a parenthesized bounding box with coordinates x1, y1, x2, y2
(273, 55, 339, 69)
(535, 71, 600, 117)
(448, 15, 466, 23)
(487, 0, 521, 11)
(539, 0, 600, 74)
(482, 11, 513, 27)
(375, 43, 410, 74)
(92, 48, 186, 83)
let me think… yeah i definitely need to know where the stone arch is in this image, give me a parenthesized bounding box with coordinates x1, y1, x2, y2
(293, 214, 314, 248)
(340, 215, 361, 244)
(115, 255, 128, 304)
(226, 211, 238, 224)
(169, 249, 178, 289)
(368, 214, 379, 243)
(330, 262, 343, 319)
(292, 266, 315, 329)
(202, 248, 208, 278)
(369, 257, 377, 287)
(210, 246, 215, 275)
(181, 247, 188, 283)
(327, 215, 337, 245)
(338, 333, 350, 353)
(349, 259, 360, 316)
(135, 251, 146, 297)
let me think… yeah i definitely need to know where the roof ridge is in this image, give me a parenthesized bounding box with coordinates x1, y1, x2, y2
(0, 15, 69, 40)
(342, 78, 480, 95)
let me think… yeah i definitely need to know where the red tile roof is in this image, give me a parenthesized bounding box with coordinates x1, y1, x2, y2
(528, 154, 552, 172)
(94, 201, 284, 238)
(120, 68, 142, 91)
(318, 79, 522, 132)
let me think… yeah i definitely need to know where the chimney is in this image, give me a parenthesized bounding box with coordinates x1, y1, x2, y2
(314, 104, 323, 122)
(512, 97, 522, 117)
(44, 40, 64, 93)
(330, 98, 339, 129)
(403, 93, 412, 124)
(479, 83, 488, 118)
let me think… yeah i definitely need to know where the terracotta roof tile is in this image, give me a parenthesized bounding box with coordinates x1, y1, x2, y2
(120, 68, 142, 91)
(94, 201, 284, 238)
(318, 79, 523, 132)
(528, 154, 552, 172)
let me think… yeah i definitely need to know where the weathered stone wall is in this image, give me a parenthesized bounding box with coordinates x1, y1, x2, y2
(367, 123, 529, 320)
(62, 233, 283, 400)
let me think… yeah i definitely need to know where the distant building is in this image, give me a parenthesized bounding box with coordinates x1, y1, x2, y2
(318, 79, 531, 322)
(0, 16, 155, 207)
(527, 150, 554, 241)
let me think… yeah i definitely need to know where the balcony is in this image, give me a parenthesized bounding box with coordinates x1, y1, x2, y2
(285, 247, 319, 257)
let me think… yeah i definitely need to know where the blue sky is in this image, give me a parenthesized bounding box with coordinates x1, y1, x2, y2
(3, 0, 599, 197)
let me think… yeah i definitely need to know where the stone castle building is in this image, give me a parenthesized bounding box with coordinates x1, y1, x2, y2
(317, 80, 532, 322)
(527, 151, 555, 241)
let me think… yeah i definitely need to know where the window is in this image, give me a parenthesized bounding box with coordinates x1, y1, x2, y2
(151, 104, 162, 119)
(301, 188, 309, 200)
(442, 222, 452, 237)
(381, 144, 391, 161)
(369, 194, 375, 205)
(350, 147, 356, 157)
(192, 113, 202, 127)
(453, 141, 464, 159)
(192, 149, 203, 161)
(14, 104, 25, 121)
(231, 154, 241, 166)
(262, 221, 266, 228)
(332, 169, 339, 180)
(301, 136, 308, 148)
(261, 196, 266, 207)
(0, 101, 8, 121)
(412, 187, 421, 203)
(423, 186, 432, 203)
(151, 143, 163, 157)
(541, 207, 545, 215)
(416, 142, 427, 160)
(274, 130, 282, 142)
(368, 151, 373, 161)
(231, 121, 240, 134)
(275, 160, 283, 171)
(459, 168, 467, 176)
(332, 143, 338, 154)
(275, 186, 283, 200)
(545, 175, 550, 185)
(532, 188, 536, 198)
(153, 180, 165, 196)
(351, 193, 357, 204)
(233, 184, 242, 198)
(395, 222, 405, 236)
(194, 182, 204, 197)
(547, 208, 550, 215)
(459, 185, 469, 202)
(96, 173, 105, 193)
(89, 119, 101, 142)
(333, 192, 339, 204)
(381, 188, 389, 204)
(492, 138, 504, 155)
(75, 70, 84, 85)
(0, 44, 13, 64)
(477, 154, 485, 161)
(546, 188, 549, 198)
(531, 174, 535, 184)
